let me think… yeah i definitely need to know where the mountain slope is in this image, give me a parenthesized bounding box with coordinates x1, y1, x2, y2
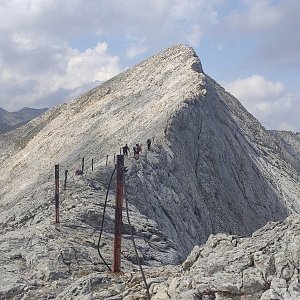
(0, 44, 300, 299)
(270, 130, 300, 174)
(124, 73, 300, 256)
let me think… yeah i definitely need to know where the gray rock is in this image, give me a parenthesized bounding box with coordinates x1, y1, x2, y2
(0, 44, 300, 299)
(150, 215, 300, 299)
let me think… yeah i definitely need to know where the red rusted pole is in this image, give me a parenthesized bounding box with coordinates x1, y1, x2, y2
(113, 155, 124, 272)
(55, 164, 60, 224)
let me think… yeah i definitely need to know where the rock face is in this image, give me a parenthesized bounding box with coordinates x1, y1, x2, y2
(270, 130, 300, 174)
(146, 214, 300, 300)
(0, 107, 48, 134)
(0, 44, 300, 299)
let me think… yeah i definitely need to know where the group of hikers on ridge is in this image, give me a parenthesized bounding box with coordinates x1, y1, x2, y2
(122, 139, 151, 159)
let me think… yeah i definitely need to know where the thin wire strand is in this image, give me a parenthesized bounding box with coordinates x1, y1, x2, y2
(97, 165, 116, 271)
(124, 173, 151, 300)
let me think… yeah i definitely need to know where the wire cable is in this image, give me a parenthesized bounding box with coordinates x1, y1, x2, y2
(124, 174, 151, 300)
(97, 165, 116, 271)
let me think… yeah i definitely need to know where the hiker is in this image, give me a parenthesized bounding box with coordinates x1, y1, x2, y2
(122, 144, 130, 156)
(134, 143, 142, 159)
(75, 169, 83, 175)
(136, 143, 142, 154)
(133, 146, 138, 159)
(146, 138, 151, 150)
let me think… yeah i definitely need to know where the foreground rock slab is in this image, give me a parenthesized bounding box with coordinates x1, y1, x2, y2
(150, 214, 300, 300)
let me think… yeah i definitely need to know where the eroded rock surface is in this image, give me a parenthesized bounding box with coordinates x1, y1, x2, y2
(1, 44, 300, 299)
(270, 130, 300, 174)
(149, 214, 300, 300)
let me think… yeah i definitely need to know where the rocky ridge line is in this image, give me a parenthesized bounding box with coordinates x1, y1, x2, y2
(0, 44, 300, 299)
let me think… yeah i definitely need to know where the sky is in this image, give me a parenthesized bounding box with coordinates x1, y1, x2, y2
(0, 0, 299, 131)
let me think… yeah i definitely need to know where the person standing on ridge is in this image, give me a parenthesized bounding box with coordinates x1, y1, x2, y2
(146, 139, 151, 150)
(133, 146, 138, 159)
(122, 144, 130, 157)
(134, 143, 142, 159)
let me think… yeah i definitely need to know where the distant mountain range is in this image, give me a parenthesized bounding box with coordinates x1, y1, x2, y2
(0, 107, 48, 134)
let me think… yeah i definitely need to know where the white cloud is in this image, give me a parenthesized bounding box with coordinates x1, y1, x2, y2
(224, 75, 300, 131)
(217, 0, 300, 70)
(126, 44, 147, 59)
(223, 0, 282, 34)
(278, 122, 295, 131)
(225, 75, 284, 102)
(211, 43, 223, 51)
(125, 36, 147, 59)
(171, 0, 219, 24)
(0, 0, 226, 111)
(61, 42, 120, 89)
(254, 102, 271, 113)
(168, 0, 221, 47)
(0, 0, 299, 134)
(0, 39, 121, 110)
(0, 0, 227, 109)
(186, 25, 203, 47)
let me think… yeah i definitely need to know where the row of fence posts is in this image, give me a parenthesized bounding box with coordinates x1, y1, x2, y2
(55, 155, 115, 194)
(54, 156, 106, 222)
(54, 154, 125, 273)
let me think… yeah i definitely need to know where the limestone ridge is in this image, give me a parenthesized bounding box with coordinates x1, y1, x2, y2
(124, 50, 300, 255)
(0, 44, 300, 299)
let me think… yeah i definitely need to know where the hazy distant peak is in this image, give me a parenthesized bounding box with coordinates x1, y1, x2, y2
(17, 107, 47, 112)
(0, 106, 48, 134)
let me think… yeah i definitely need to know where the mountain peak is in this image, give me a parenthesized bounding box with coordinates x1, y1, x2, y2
(136, 43, 203, 75)
(1, 45, 300, 299)
(157, 44, 203, 73)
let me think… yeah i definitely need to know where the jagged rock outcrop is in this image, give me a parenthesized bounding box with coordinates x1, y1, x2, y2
(134, 214, 300, 300)
(0, 44, 300, 299)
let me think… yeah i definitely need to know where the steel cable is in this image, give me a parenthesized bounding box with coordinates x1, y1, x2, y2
(97, 165, 116, 271)
(124, 174, 151, 300)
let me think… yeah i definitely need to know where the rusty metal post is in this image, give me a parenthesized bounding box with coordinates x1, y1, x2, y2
(55, 164, 60, 224)
(92, 159, 94, 172)
(113, 155, 124, 272)
(81, 157, 85, 174)
(64, 170, 68, 190)
(106, 155, 109, 166)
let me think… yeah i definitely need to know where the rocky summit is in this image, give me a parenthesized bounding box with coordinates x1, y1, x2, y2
(0, 44, 300, 299)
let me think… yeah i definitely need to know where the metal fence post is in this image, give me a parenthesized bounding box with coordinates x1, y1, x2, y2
(113, 155, 124, 272)
(55, 164, 60, 224)
(81, 157, 85, 174)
